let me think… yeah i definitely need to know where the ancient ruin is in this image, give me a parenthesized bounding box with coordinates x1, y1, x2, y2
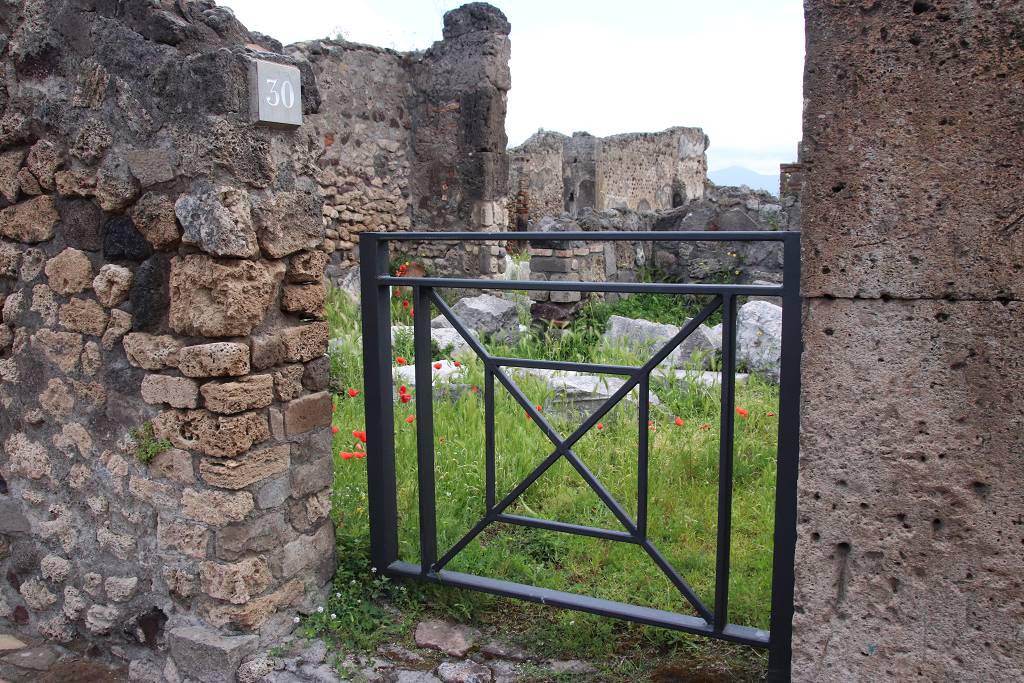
(0, 0, 1019, 681)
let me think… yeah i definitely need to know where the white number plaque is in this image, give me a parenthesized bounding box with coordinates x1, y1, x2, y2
(249, 59, 303, 127)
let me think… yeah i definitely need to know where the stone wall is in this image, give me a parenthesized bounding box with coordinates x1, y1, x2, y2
(794, 2, 1023, 681)
(508, 126, 708, 224)
(292, 2, 512, 281)
(0, 0, 334, 674)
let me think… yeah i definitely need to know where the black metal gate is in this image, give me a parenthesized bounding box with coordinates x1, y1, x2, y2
(360, 231, 801, 681)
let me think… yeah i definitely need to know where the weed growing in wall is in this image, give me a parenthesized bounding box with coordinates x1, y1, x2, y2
(131, 422, 173, 464)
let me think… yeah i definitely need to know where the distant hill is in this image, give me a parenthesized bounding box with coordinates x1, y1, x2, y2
(708, 166, 779, 196)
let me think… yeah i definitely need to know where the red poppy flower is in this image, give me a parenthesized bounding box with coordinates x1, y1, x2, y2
(402, 299, 410, 309)
(766, 411, 776, 417)
(410, 308, 414, 316)
(406, 415, 415, 424)
(399, 385, 408, 394)
(433, 362, 442, 370)
(453, 360, 461, 368)
(354, 452, 366, 459)
(400, 393, 412, 403)
(340, 451, 353, 460)
(735, 407, 749, 419)
(699, 423, 711, 431)
(471, 386, 479, 393)
(352, 430, 367, 443)
(674, 416, 684, 427)
(331, 426, 339, 435)
(596, 422, 603, 430)
(347, 388, 359, 398)
(396, 356, 407, 365)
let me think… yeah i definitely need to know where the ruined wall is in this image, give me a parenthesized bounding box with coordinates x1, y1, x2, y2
(0, 0, 333, 673)
(295, 3, 512, 281)
(794, 2, 1024, 681)
(508, 126, 708, 224)
(507, 130, 566, 227)
(596, 127, 707, 211)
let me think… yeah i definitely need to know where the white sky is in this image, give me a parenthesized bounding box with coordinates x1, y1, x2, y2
(226, 0, 804, 175)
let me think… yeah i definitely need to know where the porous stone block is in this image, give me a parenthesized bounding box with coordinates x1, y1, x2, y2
(278, 522, 333, 580)
(287, 250, 329, 283)
(793, 298, 1024, 682)
(125, 148, 175, 187)
(216, 511, 295, 561)
(157, 520, 209, 559)
(102, 215, 151, 261)
(284, 391, 332, 436)
(0, 195, 59, 243)
(176, 187, 258, 259)
(251, 190, 324, 258)
(199, 557, 272, 605)
(199, 445, 289, 490)
(130, 192, 180, 250)
(123, 333, 182, 370)
(31, 328, 83, 373)
(45, 247, 93, 294)
(149, 448, 195, 483)
(289, 451, 333, 499)
(92, 264, 132, 307)
(199, 374, 273, 414)
(801, 1, 1024, 300)
(205, 578, 304, 629)
(177, 343, 250, 378)
(169, 255, 278, 337)
(281, 284, 326, 318)
(168, 626, 258, 683)
(58, 297, 108, 336)
(181, 488, 255, 528)
(141, 374, 199, 409)
(252, 322, 328, 369)
(153, 409, 269, 457)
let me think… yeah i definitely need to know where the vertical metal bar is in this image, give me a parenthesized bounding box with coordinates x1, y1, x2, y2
(413, 285, 438, 574)
(485, 368, 496, 511)
(360, 235, 398, 571)
(637, 375, 650, 540)
(714, 293, 738, 631)
(767, 233, 802, 682)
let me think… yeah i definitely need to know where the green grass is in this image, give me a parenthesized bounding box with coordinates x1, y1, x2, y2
(320, 288, 777, 681)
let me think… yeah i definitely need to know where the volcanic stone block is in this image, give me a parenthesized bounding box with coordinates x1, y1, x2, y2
(177, 343, 250, 378)
(199, 445, 289, 490)
(175, 187, 258, 258)
(200, 374, 273, 413)
(793, 298, 1024, 681)
(45, 248, 93, 295)
(129, 192, 181, 250)
(801, 1, 1024, 300)
(154, 409, 269, 458)
(0, 195, 59, 243)
(57, 198, 102, 251)
(168, 626, 258, 683)
(250, 190, 324, 258)
(180, 489, 255, 528)
(102, 215, 152, 261)
(123, 333, 182, 370)
(284, 391, 331, 436)
(141, 374, 199, 409)
(169, 255, 277, 337)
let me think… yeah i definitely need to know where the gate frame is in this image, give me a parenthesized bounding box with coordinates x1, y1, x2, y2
(360, 230, 801, 682)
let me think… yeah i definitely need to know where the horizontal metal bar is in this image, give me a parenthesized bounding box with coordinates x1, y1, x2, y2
(497, 514, 638, 543)
(494, 357, 637, 376)
(384, 561, 771, 647)
(381, 276, 784, 297)
(364, 230, 795, 243)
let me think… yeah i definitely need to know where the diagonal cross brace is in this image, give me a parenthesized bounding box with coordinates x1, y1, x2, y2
(427, 290, 721, 622)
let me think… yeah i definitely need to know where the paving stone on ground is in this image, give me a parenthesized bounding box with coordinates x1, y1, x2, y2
(0, 637, 24, 654)
(414, 620, 480, 657)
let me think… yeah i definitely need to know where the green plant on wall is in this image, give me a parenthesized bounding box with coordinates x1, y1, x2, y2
(131, 421, 172, 464)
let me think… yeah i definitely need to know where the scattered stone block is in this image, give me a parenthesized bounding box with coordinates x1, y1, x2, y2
(414, 619, 479, 657)
(602, 314, 716, 367)
(736, 300, 782, 382)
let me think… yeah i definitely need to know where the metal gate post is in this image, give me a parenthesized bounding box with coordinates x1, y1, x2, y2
(767, 232, 803, 682)
(360, 235, 399, 571)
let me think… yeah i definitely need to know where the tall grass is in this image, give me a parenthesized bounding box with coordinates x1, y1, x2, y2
(323, 288, 777, 680)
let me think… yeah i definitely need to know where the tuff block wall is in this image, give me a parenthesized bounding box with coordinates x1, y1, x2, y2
(0, 0, 333, 668)
(794, 2, 1024, 681)
(294, 2, 512, 281)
